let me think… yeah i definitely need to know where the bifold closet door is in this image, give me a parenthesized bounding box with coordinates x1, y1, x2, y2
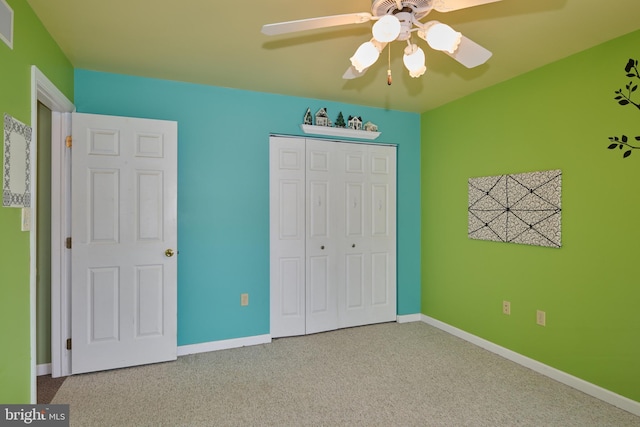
(268, 137, 340, 337)
(337, 143, 397, 329)
(305, 139, 340, 334)
(270, 136, 397, 339)
(269, 136, 306, 337)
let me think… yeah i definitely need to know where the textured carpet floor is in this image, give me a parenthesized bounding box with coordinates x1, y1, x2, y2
(52, 322, 640, 426)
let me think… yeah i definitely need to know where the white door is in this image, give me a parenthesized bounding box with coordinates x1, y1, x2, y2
(269, 137, 340, 336)
(269, 136, 306, 338)
(337, 143, 397, 328)
(270, 136, 397, 338)
(305, 139, 339, 334)
(71, 113, 178, 374)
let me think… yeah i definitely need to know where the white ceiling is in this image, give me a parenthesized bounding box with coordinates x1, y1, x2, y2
(26, 0, 640, 113)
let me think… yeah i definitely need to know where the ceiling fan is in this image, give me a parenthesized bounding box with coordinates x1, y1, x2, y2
(261, 0, 501, 81)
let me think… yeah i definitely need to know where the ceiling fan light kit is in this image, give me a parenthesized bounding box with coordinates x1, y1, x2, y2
(419, 21, 462, 53)
(262, 0, 499, 81)
(350, 39, 387, 72)
(372, 14, 402, 42)
(403, 44, 427, 77)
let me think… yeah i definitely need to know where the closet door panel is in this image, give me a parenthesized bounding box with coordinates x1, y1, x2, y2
(345, 253, 365, 309)
(308, 256, 330, 314)
(270, 137, 306, 338)
(371, 183, 390, 236)
(346, 183, 364, 237)
(280, 258, 304, 315)
(367, 145, 397, 323)
(306, 140, 339, 334)
(309, 181, 329, 238)
(344, 181, 366, 316)
(338, 144, 370, 328)
(371, 252, 390, 306)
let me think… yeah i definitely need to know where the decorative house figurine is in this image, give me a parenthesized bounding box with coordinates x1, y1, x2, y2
(363, 121, 378, 132)
(335, 112, 346, 128)
(348, 115, 363, 130)
(315, 108, 332, 127)
(303, 108, 313, 125)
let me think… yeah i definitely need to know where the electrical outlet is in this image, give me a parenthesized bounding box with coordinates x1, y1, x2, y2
(502, 300, 511, 315)
(536, 310, 546, 326)
(241, 293, 249, 306)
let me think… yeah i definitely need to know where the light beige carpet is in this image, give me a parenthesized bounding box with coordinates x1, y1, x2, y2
(52, 322, 640, 426)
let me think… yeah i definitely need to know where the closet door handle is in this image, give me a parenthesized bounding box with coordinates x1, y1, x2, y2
(352, 244, 356, 248)
(321, 245, 325, 250)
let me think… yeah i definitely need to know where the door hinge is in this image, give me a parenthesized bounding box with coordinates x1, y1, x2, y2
(66, 237, 71, 249)
(66, 338, 71, 350)
(65, 135, 72, 148)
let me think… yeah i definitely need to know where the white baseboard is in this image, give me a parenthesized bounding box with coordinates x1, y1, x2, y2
(421, 315, 640, 417)
(177, 334, 272, 357)
(396, 313, 422, 323)
(36, 363, 52, 376)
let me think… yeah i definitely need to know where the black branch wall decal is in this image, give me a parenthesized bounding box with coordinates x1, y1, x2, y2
(607, 58, 640, 159)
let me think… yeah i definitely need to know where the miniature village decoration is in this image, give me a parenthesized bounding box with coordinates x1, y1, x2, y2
(303, 108, 378, 132)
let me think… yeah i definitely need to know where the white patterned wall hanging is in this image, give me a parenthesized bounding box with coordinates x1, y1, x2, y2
(468, 169, 562, 248)
(3, 113, 32, 207)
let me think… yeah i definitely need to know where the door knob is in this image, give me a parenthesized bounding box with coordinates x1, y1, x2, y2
(352, 244, 356, 248)
(165, 249, 176, 257)
(321, 245, 325, 250)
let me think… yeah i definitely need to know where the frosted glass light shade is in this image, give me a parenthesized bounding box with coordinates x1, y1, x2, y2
(372, 15, 401, 42)
(425, 22, 461, 53)
(350, 41, 381, 72)
(403, 44, 426, 78)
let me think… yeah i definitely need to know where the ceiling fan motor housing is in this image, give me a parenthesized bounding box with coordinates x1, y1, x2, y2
(371, 0, 433, 19)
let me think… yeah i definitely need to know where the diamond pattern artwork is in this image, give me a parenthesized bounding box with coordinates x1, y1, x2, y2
(3, 113, 32, 207)
(468, 170, 562, 248)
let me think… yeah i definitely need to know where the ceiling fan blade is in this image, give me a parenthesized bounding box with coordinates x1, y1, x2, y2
(342, 65, 369, 79)
(445, 35, 492, 68)
(261, 13, 372, 36)
(434, 0, 502, 13)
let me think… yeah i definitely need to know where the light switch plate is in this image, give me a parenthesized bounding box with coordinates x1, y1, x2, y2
(21, 207, 30, 231)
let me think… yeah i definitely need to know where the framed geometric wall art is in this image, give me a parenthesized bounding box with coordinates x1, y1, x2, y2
(3, 113, 31, 207)
(468, 169, 562, 248)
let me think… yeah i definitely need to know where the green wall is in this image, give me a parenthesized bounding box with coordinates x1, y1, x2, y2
(0, 0, 73, 404)
(421, 29, 640, 402)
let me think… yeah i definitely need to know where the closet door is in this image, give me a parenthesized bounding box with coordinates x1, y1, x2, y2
(366, 144, 397, 323)
(337, 143, 397, 328)
(269, 137, 306, 338)
(270, 136, 397, 338)
(305, 139, 339, 334)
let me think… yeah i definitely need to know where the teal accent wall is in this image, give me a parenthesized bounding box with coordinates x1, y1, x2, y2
(0, 0, 73, 404)
(74, 70, 421, 345)
(421, 29, 640, 402)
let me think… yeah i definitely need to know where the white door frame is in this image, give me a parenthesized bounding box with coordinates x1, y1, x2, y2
(30, 66, 74, 403)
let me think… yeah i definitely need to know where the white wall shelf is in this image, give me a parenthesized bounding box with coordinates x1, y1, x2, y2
(300, 124, 381, 140)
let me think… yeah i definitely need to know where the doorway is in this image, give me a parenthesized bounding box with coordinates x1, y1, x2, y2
(30, 66, 74, 403)
(35, 101, 62, 403)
